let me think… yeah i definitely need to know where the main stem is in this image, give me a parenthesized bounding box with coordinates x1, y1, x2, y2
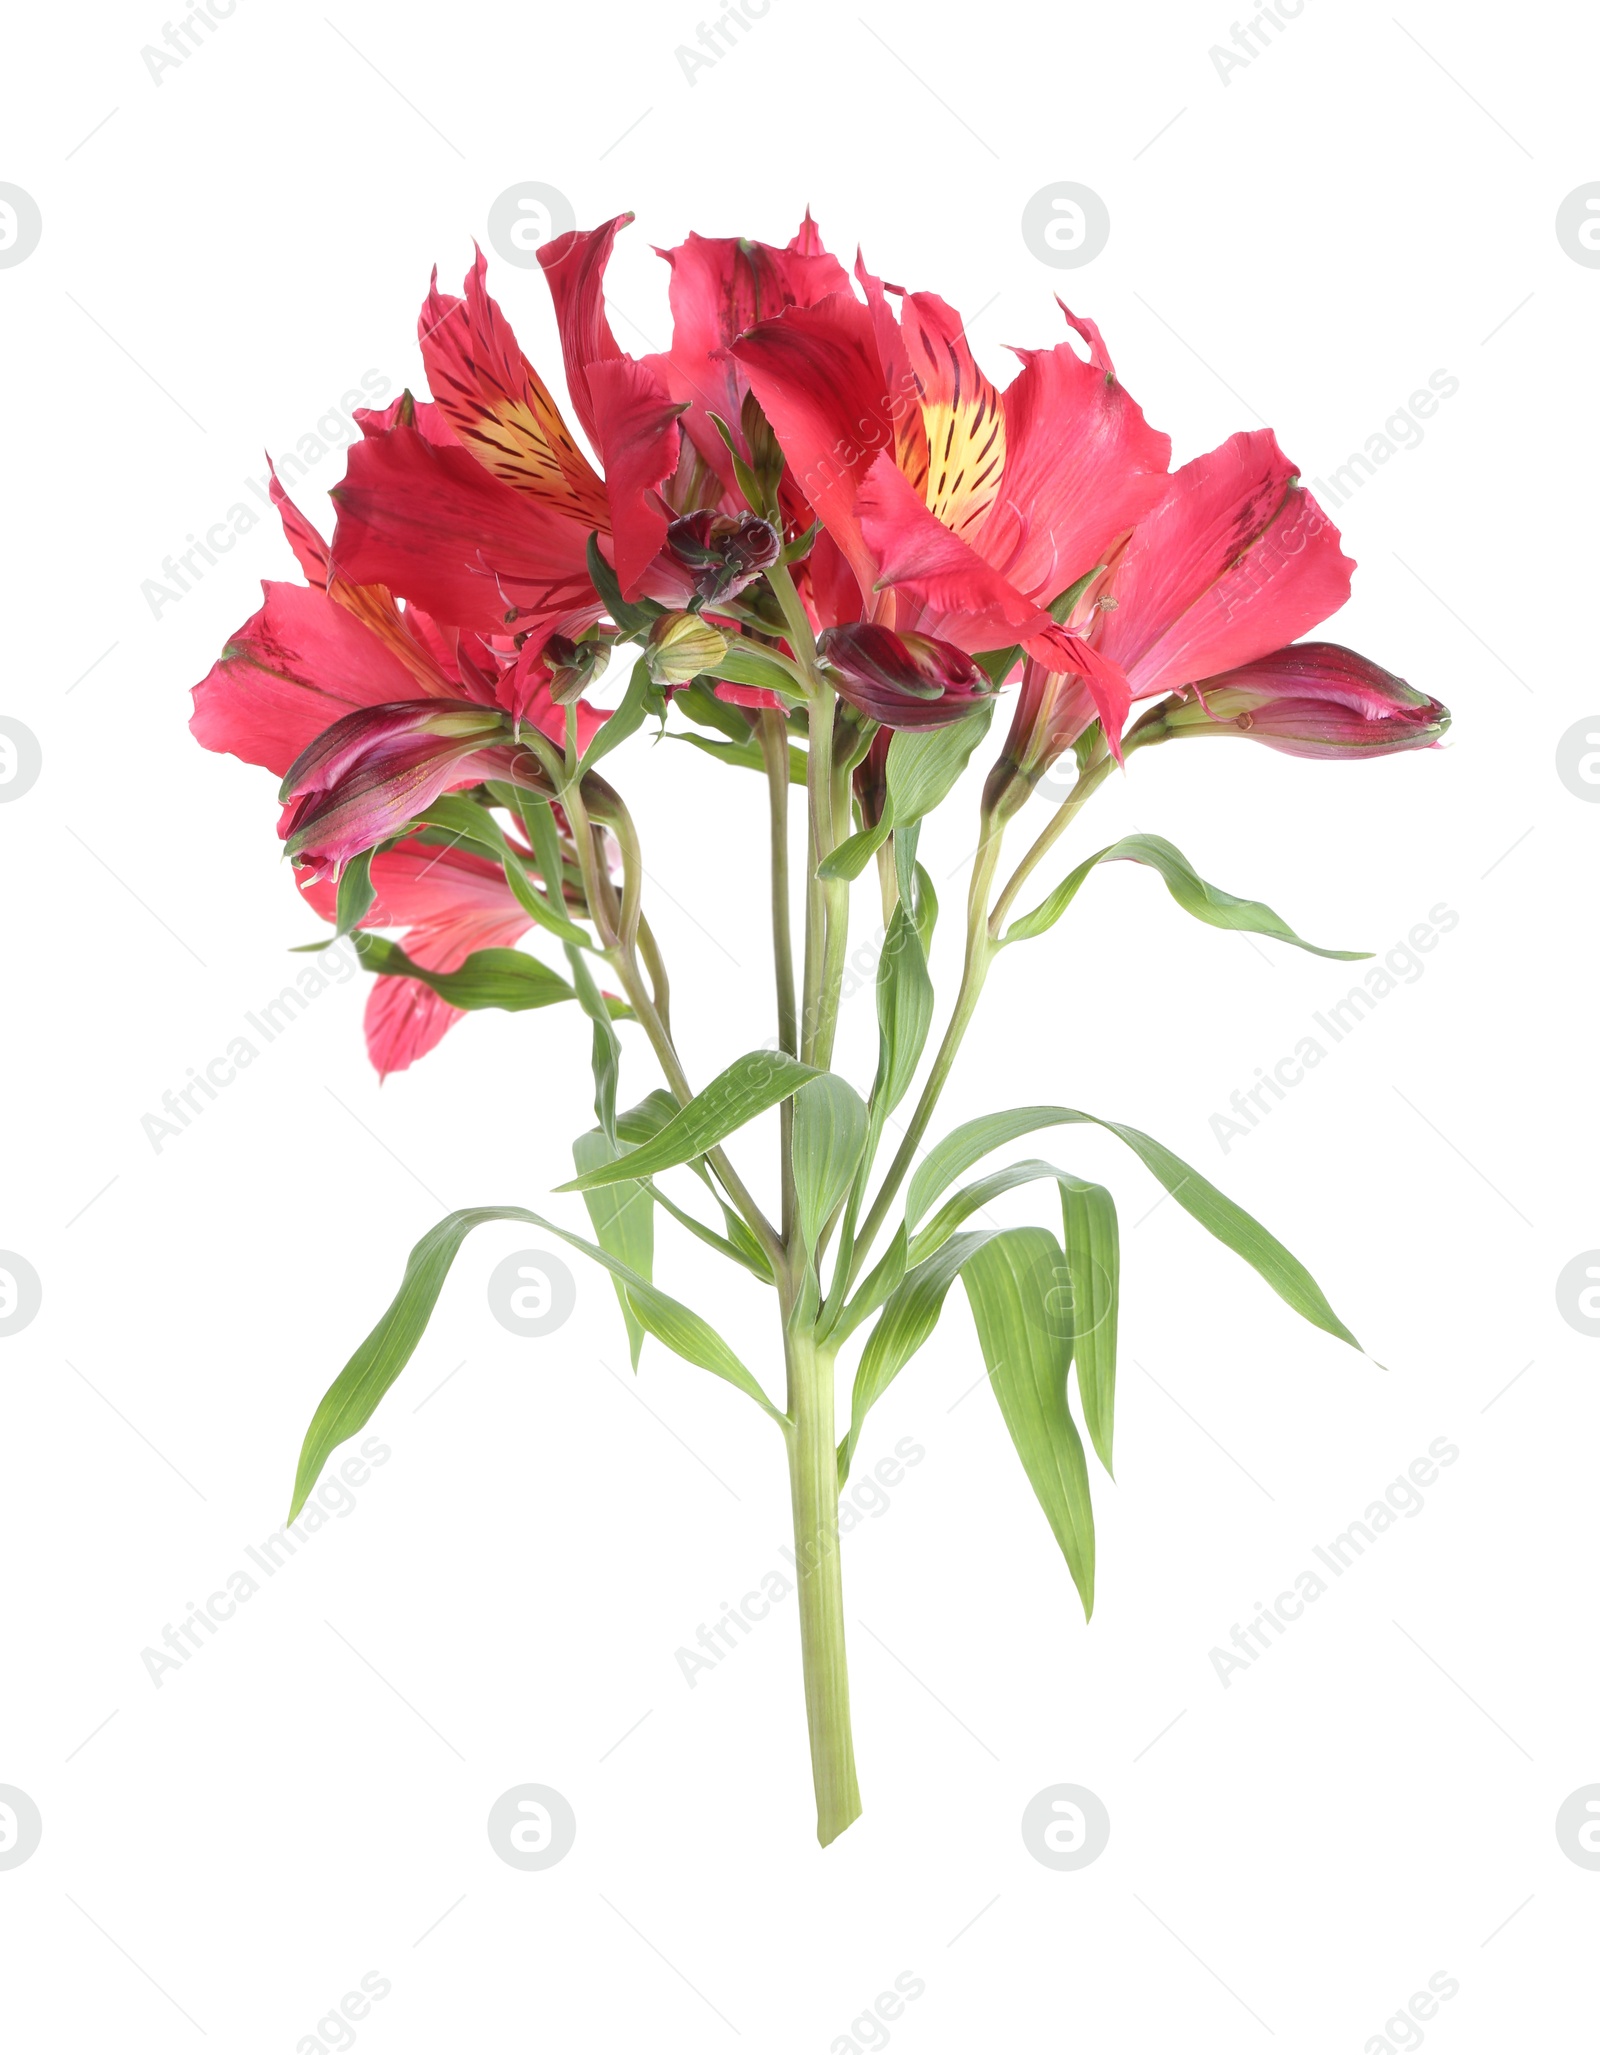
(784, 1323, 860, 1846)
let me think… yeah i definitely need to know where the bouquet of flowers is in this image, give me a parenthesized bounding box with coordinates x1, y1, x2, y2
(192, 211, 1447, 1845)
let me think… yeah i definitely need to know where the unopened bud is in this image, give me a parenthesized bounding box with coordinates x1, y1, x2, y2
(646, 611, 730, 687)
(543, 633, 611, 707)
(817, 624, 995, 730)
(1149, 644, 1449, 759)
(663, 510, 782, 604)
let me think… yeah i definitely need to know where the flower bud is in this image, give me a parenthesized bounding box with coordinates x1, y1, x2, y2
(663, 510, 782, 604)
(1147, 643, 1449, 759)
(817, 624, 996, 730)
(739, 388, 785, 502)
(542, 632, 612, 707)
(278, 701, 507, 805)
(645, 610, 730, 687)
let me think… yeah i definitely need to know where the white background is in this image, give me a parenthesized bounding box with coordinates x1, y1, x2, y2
(2, 0, 1596, 2046)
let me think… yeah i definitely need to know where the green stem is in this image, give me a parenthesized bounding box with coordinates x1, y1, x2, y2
(987, 751, 1117, 937)
(759, 710, 800, 1248)
(784, 1324, 861, 1846)
(852, 820, 1005, 1271)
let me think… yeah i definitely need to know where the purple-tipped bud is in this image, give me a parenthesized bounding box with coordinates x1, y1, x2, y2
(279, 701, 512, 880)
(277, 701, 507, 804)
(1150, 643, 1449, 759)
(663, 510, 782, 604)
(817, 624, 996, 731)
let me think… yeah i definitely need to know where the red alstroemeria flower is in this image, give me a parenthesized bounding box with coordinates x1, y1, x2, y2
(645, 213, 852, 519)
(991, 429, 1372, 802)
(192, 476, 605, 878)
(299, 837, 537, 1078)
(730, 272, 1172, 740)
(331, 220, 685, 639)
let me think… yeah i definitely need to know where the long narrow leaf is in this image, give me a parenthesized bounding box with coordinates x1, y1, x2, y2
(559, 1050, 819, 1191)
(908, 1105, 1359, 1349)
(351, 932, 583, 1013)
(290, 1203, 784, 1516)
(1004, 832, 1367, 959)
(1059, 1175, 1118, 1476)
(839, 1230, 998, 1481)
(792, 1074, 870, 1251)
(961, 1228, 1095, 1616)
(573, 1131, 652, 1368)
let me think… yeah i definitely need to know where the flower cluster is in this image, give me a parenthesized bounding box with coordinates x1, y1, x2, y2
(193, 211, 1446, 1075)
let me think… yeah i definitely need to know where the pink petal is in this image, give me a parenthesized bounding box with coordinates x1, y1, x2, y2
(331, 418, 598, 639)
(1095, 429, 1354, 699)
(978, 304, 1171, 601)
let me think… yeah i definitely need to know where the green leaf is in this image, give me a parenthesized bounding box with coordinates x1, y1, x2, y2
(883, 701, 996, 819)
(817, 706, 995, 881)
(673, 678, 757, 742)
(908, 1105, 1359, 1350)
(711, 642, 805, 701)
(351, 932, 586, 1013)
(566, 943, 622, 1144)
(289, 1202, 784, 1516)
(573, 1131, 652, 1367)
(418, 795, 591, 949)
(558, 1050, 820, 1192)
(290, 846, 379, 953)
(839, 1230, 998, 1482)
(828, 1224, 908, 1347)
(960, 1228, 1095, 1616)
(1058, 1175, 1118, 1477)
(585, 532, 657, 635)
(902, 1155, 1118, 1471)
(1004, 832, 1368, 959)
(617, 1088, 684, 1145)
(615, 1089, 775, 1279)
(908, 1156, 1071, 1266)
(815, 816, 891, 883)
(792, 1074, 870, 1252)
(670, 731, 809, 784)
(578, 657, 652, 775)
(873, 902, 934, 1118)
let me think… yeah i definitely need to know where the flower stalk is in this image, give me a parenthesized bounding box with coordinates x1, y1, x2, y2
(195, 207, 1440, 1851)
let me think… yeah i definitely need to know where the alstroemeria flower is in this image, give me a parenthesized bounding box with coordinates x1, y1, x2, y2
(646, 214, 852, 516)
(299, 838, 538, 1077)
(1150, 642, 1449, 758)
(195, 472, 605, 769)
(730, 275, 1172, 741)
(818, 623, 995, 730)
(332, 221, 685, 638)
(193, 477, 604, 881)
(987, 429, 1422, 804)
(1092, 429, 1354, 700)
